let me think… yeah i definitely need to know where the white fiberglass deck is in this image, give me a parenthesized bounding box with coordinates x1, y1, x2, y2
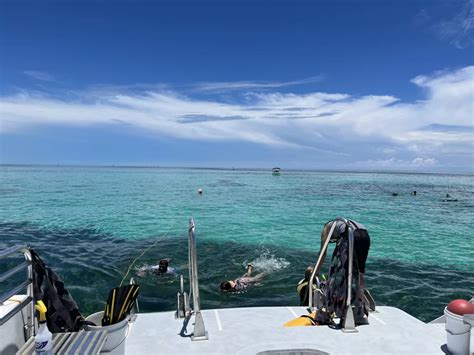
(125, 306, 447, 354)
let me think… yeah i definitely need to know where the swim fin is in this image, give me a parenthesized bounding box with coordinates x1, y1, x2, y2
(102, 284, 140, 326)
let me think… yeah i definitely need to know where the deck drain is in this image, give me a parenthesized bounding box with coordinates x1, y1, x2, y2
(257, 349, 329, 355)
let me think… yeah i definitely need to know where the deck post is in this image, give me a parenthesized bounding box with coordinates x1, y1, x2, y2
(342, 228, 358, 333)
(191, 311, 208, 341)
(188, 218, 209, 341)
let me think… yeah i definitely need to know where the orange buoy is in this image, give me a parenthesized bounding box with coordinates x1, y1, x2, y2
(447, 299, 474, 315)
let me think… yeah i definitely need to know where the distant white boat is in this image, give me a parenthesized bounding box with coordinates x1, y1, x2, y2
(272, 167, 281, 176)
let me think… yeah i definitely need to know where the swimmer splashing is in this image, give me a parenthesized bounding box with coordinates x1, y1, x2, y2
(220, 264, 266, 292)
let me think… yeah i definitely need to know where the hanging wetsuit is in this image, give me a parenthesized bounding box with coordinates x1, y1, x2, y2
(30, 249, 86, 333)
(327, 220, 370, 273)
(317, 219, 371, 326)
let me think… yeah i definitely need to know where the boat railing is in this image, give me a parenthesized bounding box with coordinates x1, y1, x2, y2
(186, 218, 208, 341)
(307, 217, 358, 332)
(0, 245, 35, 340)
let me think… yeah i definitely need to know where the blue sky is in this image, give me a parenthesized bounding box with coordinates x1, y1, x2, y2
(1, 0, 473, 171)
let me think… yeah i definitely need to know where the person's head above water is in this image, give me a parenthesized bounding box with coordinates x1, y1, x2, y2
(158, 259, 169, 273)
(304, 265, 314, 281)
(220, 280, 235, 291)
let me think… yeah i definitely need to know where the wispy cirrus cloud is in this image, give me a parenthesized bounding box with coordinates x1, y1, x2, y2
(190, 75, 324, 93)
(435, 0, 474, 49)
(1, 66, 473, 170)
(178, 114, 248, 124)
(23, 70, 54, 82)
(416, 0, 474, 49)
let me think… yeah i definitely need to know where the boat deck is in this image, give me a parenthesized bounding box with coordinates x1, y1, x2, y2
(125, 306, 448, 354)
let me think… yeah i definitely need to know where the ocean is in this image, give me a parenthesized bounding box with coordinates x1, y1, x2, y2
(0, 166, 472, 322)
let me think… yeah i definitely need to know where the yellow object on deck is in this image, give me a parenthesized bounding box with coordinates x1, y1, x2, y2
(283, 311, 318, 327)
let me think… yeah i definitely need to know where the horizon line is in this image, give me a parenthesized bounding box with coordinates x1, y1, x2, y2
(1, 163, 472, 176)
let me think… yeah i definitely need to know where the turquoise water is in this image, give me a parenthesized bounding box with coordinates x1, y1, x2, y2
(1, 166, 473, 321)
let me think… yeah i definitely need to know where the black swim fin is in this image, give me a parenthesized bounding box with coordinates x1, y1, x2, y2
(102, 284, 140, 326)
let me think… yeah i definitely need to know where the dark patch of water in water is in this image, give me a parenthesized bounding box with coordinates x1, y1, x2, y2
(1, 222, 472, 322)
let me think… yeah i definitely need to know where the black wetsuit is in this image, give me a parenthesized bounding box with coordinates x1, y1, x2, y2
(326, 219, 370, 273)
(318, 219, 371, 324)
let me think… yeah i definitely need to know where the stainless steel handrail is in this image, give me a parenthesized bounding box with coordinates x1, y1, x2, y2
(0, 262, 28, 283)
(187, 218, 208, 341)
(307, 217, 348, 309)
(0, 245, 26, 259)
(0, 245, 35, 339)
(0, 280, 31, 305)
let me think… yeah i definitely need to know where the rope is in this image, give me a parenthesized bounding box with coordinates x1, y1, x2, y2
(119, 221, 179, 287)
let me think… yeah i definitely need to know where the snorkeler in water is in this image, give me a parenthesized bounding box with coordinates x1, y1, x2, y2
(220, 264, 266, 292)
(296, 265, 322, 306)
(136, 259, 176, 277)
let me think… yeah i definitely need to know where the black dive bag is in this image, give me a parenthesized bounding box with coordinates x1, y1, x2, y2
(30, 249, 86, 333)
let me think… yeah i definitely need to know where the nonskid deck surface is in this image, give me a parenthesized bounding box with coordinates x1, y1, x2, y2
(125, 306, 446, 354)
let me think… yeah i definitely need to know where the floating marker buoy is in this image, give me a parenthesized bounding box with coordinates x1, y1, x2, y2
(447, 299, 474, 315)
(445, 299, 474, 354)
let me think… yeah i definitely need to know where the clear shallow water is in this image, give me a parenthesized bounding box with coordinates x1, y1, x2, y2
(0, 166, 473, 322)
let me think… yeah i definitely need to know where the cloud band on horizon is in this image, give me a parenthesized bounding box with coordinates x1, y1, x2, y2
(1, 66, 473, 170)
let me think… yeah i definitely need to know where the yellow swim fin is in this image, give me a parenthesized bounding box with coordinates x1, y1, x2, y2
(283, 311, 317, 327)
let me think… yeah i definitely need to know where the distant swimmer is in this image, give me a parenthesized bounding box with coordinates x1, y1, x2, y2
(220, 264, 266, 292)
(136, 259, 176, 277)
(197, 188, 203, 195)
(442, 193, 458, 202)
(392, 192, 398, 196)
(411, 190, 417, 196)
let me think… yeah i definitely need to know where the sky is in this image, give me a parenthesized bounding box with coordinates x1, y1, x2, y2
(0, 0, 473, 171)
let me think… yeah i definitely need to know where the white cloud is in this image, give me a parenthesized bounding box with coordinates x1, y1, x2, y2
(23, 70, 54, 82)
(436, 0, 474, 49)
(416, 0, 474, 49)
(190, 76, 324, 92)
(411, 157, 439, 167)
(1, 66, 473, 170)
(353, 157, 439, 170)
